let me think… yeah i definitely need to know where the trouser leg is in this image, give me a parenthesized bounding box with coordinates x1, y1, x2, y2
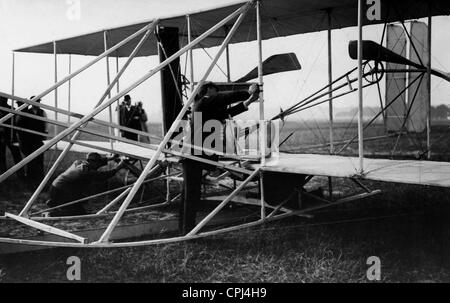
(6, 141, 24, 178)
(180, 159, 203, 235)
(23, 141, 44, 182)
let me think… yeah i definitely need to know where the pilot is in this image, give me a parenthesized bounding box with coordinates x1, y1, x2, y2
(46, 152, 125, 217)
(179, 81, 260, 235)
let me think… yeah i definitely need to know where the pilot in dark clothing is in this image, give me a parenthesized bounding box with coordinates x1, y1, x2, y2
(179, 82, 260, 235)
(0, 96, 24, 177)
(15, 96, 47, 182)
(46, 152, 125, 217)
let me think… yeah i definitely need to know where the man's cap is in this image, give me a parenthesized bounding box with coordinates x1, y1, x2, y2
(124, 95, 131, 101)
(86, 152, 107, 166)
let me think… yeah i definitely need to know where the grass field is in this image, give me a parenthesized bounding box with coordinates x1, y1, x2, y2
(1, 121, 450, 282)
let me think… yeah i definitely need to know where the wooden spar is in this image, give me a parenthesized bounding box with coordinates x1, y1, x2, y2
(327, 10, 333, 153)
(426, 6, 432, 159)
(53, 41, 58, 142)
(97, 3, 253, 243)
(0, 21, 159, 127)
(357, 0, 364, 174)
(187, 15, 195, 91)
(10, 52, 15, 142)
(115, 55, 120, 93)
(5, 213, 87, 244)
(115, 54, 120, 125)
(18, 27, 154, 217)
(0, 19, 163, 183)
(104, 30, 114, 149)
(68, 54, 72, 124)
(256, 1, 265, 219)
(187, 168, 260, 236)
(224, 25, 231, 82)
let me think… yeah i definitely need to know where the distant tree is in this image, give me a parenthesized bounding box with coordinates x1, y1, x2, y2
(432, 104, 449, 120)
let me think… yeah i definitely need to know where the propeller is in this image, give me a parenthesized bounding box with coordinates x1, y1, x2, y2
(348, 40, 450, 82)
(236, 52, 301, 83)
(211, 53, 301, 92)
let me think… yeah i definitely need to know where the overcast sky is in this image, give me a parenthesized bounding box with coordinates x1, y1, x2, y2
(0, 0, 449, 124)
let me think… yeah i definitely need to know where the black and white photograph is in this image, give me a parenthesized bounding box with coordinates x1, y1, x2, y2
(0, 0, 450, 285)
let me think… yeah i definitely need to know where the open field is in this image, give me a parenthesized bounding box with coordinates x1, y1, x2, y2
(1, 121, 450, 282)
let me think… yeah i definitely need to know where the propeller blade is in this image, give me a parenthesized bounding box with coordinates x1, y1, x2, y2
(236, 52, 301, 83)
(348, 40, 423, 69)
(349, 40, 450, 82)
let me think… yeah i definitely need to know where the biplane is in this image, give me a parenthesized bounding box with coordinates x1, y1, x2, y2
(0, 0, 450, 254)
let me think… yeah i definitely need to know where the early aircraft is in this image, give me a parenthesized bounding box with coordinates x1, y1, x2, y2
(0, 0, 449, 254)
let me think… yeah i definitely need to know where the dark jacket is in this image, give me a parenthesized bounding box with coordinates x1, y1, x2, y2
(186, 90, 250, 158)
(119, 104, 142, 131)
(52, 160, 118, 191)
(15, 106, 47, 145)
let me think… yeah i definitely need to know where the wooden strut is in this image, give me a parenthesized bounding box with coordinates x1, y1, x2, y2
(357, 0, 364, 174)
(96, 2, 253, 243)
(5, 212, 87, 244)
(104, 30, 115, 150)
(256, 1, 266, 220)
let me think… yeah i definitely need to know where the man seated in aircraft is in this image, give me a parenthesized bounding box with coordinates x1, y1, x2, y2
(179, 81, 260, 235)
(0, 96, 24, 177)
(118, 95, 142, 141)
(46, 152, 125, 217)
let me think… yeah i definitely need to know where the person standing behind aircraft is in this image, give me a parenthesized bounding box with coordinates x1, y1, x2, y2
(15, 96, 47, 183)
(118, 95, 141, 141)
(136, 101, 150, 143)
(0, 96, 24, 177)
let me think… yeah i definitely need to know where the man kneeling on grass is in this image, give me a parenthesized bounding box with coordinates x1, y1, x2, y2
(46, 152, 125, 217)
